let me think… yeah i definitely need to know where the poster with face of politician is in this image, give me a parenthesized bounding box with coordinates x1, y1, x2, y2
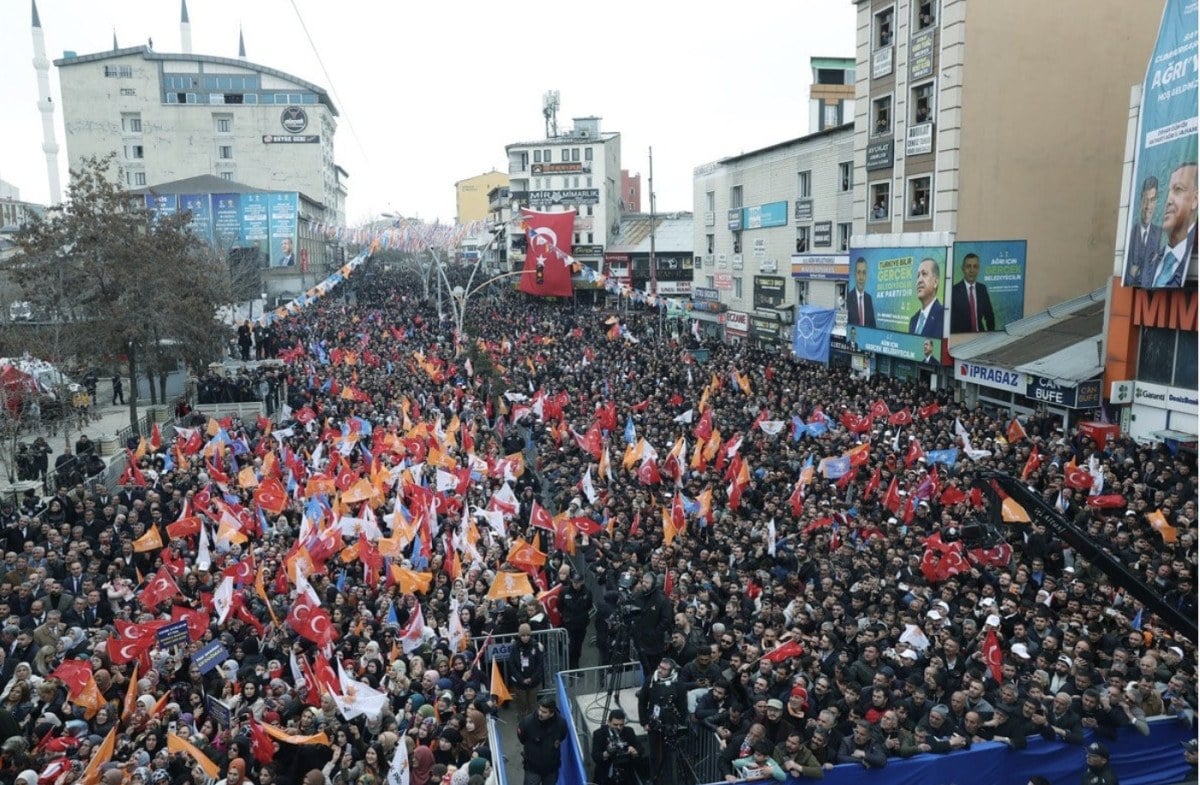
(950, 241, 1027, 334)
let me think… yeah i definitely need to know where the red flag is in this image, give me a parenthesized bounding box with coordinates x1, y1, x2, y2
(287, 595, 338, 647)
(864, 468, 881, 498)
(694, 408, 713, 440)
(171, 606, 211, 642)
(629, 510, 642, 537)
(1021, 447, 1042, 480)
(50, 660, 93, 698)
(1006, 418, 1027, 443)
(149, 422, 163, 451)
(529, 501, 554, 531)
(904, 440, 925, 468)
(940, 485, 967, 506)
(249, 721, 276, 766)
(917, 402, 940, 419)
(1064, 466, 1095, 490)
(638, 459, 662, 486)
(254, 477, 288, 516)
(519, 208, 576, 297)
(882, 477, 902, 514)
(983, 628, 1003, 684)
(537, 585, 563, 627)
(888, 408, 913, 426)
(869, 399, 890, 419)
(140, 567, 181, 610)
(761, 639, 805, 663)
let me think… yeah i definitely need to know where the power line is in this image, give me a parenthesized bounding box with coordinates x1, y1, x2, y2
(288, 0, 371, 168)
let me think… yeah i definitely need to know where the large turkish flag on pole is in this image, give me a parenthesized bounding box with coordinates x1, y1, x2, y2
(519, 208, 576, 297)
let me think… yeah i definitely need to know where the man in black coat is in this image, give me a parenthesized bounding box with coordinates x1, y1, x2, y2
(950, 252, 996, 332)
(630, 572, 671, 676)
(560, 572, 592, 669)
(517, 695, 568, 785)
(507, 622, 545, 719)
(639, 657, 689, 785)
(591, 709, 643, 785)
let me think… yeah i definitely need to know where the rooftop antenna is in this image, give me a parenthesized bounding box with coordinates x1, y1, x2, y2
(542, 90, 559, 138)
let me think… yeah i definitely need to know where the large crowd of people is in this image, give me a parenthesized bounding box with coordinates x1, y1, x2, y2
(0, 262, 1193, 785)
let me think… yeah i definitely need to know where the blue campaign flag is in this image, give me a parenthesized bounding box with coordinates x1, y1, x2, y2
(823, 455, 851, 479)
(792, 306, 837, 364)
(791, 416, 807, 441)
(336, 570, 347, 592)
(927, 448, 960, 467)
(624, 415, 636, 445)
(1131, 607, 1143, 631)
(681, 495, 700, 516)
(161, 450, 175, 474)
(807, 420, 829, 438)
(386, 603, 399, 627)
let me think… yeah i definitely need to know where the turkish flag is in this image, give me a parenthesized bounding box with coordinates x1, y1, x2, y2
(882, 477, 903, 514)
(171, 606, 211, 642)
(1064, 467, 1095, 490)
(917, 402, 940, 419)
(982, 628, 1003, 684)
(287, 595, 338, 647)
(761, 639, 805, 663)
(865, 467, 881, 498)
(905, 440, 925, 468)
(249, 721, 276, 766)
(254, 477, 288, 516)
(638, 459, 662, 486)
(870, 399, 890, 419)
(888, 408, 913, 426)
(694, 408, 713, 440)
(140, 567, 181, 610)
(519, 208, 576, 297)
(166, 516, 201, 539)
(530, 501, 554, 531)
(538, 584, 563, 627)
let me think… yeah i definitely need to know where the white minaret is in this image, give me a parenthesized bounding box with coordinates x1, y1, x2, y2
(30, 0, 62, 205)
(238, 26, 246, 60)
(180, 0, 192, 54)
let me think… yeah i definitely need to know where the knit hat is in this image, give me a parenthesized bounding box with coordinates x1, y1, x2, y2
(468, 759, 487, 777)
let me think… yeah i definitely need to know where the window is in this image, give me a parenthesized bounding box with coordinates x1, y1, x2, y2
(869, 182, 890, 221)
(533, 150, 542, 163)
(219, 145, 233, 160)
(543, 149, 551, 162)
(795, 280, 810, 305)
(730, 185, 743, 208)
(908, 176, 932, 218)
(586, 205, 593, 216)
(824, 103, 840, 128)
(915, 0, 937, 30)
(838, 162, 853, 192)
(875, 7, 894, 48)
(797, 171, 811, 198)
(223, 94, 243, 104)
(912, 81, 935, 125)
(177, 93, 189, 104)
(706, 275, 715, 289)
(837, 223, 852, 251)
(122, 114, 142, 133)
(128, 171, 146, 186)
(220, 172, 233, 181)
(562, 149, 570, 162)
(586, 176, 593, 187)
(732, 232, 742, 255)
(835, 281, 848, 311)
(733, 277, 743, 299)
(574, 233, 581, 245)
(125, 144, 144, 160)
(706, 234, 715, 254)
(103, 65, 132, 78)
(584, 147, 593, 162)
(215, 115, 232, 134)
(796, 227, 810, 253)
(209, 94, 225, 105)
(571, 148, 580, 162)
(706, 191, 715, 211)
(587, 232, 593, 244)
(573, 176, 580, 188)
(1138, 328, 1198, 388)
(872, 95, 892, 136)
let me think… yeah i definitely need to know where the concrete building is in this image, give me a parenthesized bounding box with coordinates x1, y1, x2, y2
(455, 170, 508, 226)
(809, 57, 856, 132)
(620, 169, 642, 213)
(504, 116, 622, 282)
(850, 0, 1161, 386)
(53, 45, 347, 229)
(691, 123, 855, 349)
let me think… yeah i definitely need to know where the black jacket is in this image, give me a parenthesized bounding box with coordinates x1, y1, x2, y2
(518, 710, 568, 774)
(630, 585, 671, 656)
(591, 724, 643, 785)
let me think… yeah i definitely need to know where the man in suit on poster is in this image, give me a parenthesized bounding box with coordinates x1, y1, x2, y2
(1141, 162, 1197, 288)
(950, 252, 996, 332)
(1124, 176, 1161, 286)
(847, 257, 877, 328)
(908, 257, 944, 338)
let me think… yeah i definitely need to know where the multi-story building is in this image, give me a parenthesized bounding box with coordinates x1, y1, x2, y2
(504, 116, 621, 283)
(691, 123, 855, 349)
(455, 170, 508, 226)
(53, 43, 348, 294)
(850, 0, 1160, 393)
(620, 170, 642, 213)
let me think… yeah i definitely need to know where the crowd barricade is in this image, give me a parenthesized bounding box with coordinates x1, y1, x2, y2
(675, 726, 723, 785)
(485, 714, 509, 785)
(192, 402, 267, 422)
(469, 627, 569, 696)
(555, 663, 643, 785)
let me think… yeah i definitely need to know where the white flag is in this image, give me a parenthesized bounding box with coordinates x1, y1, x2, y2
(401, 601, 426, 654)
(673, 409, 695, 425)
(435, 469, 458, 493)
(213, 576, 234, 625)
(387, 731, 411, 785)
(473, 506, 507, 539)
(196, 522, 212, 572)
(334, 661, 389, 721)
(759, 420, 786, 437)
(766, 518, 777, 557)
(581, 467, 598, 505)
(447, 597, 466, 654)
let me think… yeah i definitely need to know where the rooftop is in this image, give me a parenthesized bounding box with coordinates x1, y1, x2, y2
(606, 213, 693, 254)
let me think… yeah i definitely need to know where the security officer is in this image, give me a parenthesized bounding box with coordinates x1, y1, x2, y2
(560, 571, 593, 669)
(1081, 741, 1119, 785)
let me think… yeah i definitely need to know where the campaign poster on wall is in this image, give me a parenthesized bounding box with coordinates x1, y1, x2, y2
(949, 240, 1027, 334)
(239, 193, 270, 261)
(144, 193, 177, 219)
(178, 194, 212, 242)
(1120, 0, 1198, 289)
(845, 246, 947, 364)
(268, 192, 299, 267)
(212, 193, 242, 247)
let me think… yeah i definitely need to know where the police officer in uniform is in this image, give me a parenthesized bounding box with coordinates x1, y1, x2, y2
(1081, 741, 1119, 785)
(560, 571, 592, 669)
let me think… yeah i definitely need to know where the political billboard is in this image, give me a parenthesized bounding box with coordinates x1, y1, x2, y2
(268, 192, 299, 267)
(845, 246, 947, 363)
(1120, 0, 1198, 289)
(949, 241, 1027, 334)
(148, 191, 302, 268)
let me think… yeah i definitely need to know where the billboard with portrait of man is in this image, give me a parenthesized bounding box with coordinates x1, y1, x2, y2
(1120, 0, 1198, 289)
(949, 241, 1027, 334)
(845, 246, 948, 363)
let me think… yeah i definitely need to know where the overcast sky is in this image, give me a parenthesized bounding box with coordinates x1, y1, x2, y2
(1, 0, 857, 224)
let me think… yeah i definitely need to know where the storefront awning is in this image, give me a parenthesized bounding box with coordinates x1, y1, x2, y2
(952, 286, 1107, 385)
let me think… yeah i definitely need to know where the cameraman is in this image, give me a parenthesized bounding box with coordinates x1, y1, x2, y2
(639, 657, 688, 785)
(591, 709, 642, 785)
(629, 572, 671, 676)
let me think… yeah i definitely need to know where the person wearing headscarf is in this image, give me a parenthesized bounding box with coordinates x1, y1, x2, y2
(411, 744, 435, 785)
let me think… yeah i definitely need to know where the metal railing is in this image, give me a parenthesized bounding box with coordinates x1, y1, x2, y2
(485, 715, 509, 785)
(675, 724, 723, 785)
(469, 627, 570, 696)
(556, 662, 643, 785)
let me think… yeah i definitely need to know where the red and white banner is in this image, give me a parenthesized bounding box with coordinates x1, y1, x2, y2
(519, 209, 576, 298)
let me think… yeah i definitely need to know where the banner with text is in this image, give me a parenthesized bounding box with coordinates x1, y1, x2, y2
(949, 241, 1027, 334)
(847, 246, 947, 362)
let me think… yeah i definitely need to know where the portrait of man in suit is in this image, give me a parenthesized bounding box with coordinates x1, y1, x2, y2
(950, 252, 996, 332)
(922, 339, 940, 365)
(1124, 176, 1161, 286)
(847, 257, 876, 328)
(278, 237, 297, 267)
(908, 257, 944, 338)
(1141, 162, 1197, 288)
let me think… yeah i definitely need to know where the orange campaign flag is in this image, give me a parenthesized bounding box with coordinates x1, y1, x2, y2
(238, 466, 259, 489)
(134, 436, 148, 463)
(167, 732, 220, 779)
(255, 565, 279, 625)
(661, 508, 679, 546)
(490, 659, 513, 705)
(486, 571, 534, 601)
(391, 565, 433, 595)
(1007, 417, 1027, 443)
(74, 676, 105, 720)
(121, 663, 140, 724)
(80, 727, 116, 785)
(1147, 509, 1178, 543)
(132, 525, 164, 553)
(206, 418, 221, 437)
(1001, 497, 1031, 524)
(506, 538, 547, 569)
(258, 723, 332, 746)
(342, 477, 375, 505)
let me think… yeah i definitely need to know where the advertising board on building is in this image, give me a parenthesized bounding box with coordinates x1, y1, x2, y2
(910, 29, 935, 79)
(725, 311, 750, 336)
(714, 273, 733, 291)
(1025, 376, 1102, 409)
(527, 189, 600, 206)
(954, 360, 1026, 393)
(813, 221, 833, 248)
(846, 245, 948, 363)
(743, 201, 789, 230)
(753, 275, 786, 308)
(906, 123, 933, 156)
(792, 254, 849, 281)
(949, 240, 1027, 334)
(1133, 380, 1199, 413)
(693, 287, 720, 301)
(866, 140, 894, 171)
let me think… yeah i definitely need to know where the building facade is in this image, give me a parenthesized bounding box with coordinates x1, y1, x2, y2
(691, 124, 856, 349)
(850, 0, 1161, 387)
(504, 117, 622, 283)
(620, 169, 642, 213)
(455, 170, 508, 226)
(54, 46, 347, 228)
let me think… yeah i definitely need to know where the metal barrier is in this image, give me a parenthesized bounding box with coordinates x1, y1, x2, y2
(469, 627, 569, 696)
(485, 715, 509, 785)
(192, 402, 267, 421)
(675, 725, 723, 785)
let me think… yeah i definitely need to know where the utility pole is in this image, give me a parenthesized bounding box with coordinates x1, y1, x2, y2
(648, 146, 657, 296)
